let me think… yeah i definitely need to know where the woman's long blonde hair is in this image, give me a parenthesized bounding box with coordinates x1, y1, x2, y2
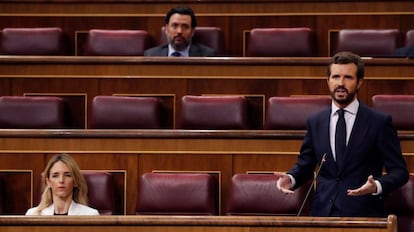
(34, 154, 88, 215)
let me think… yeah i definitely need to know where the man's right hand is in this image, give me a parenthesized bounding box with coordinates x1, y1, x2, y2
(275, 172, 295, 194)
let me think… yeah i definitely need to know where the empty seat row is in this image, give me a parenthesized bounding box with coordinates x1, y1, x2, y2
(0, 27, 224, 56)
(52, 171, 414, 232)
(1, 94, 413, 130)
(2, 27, 413, 57)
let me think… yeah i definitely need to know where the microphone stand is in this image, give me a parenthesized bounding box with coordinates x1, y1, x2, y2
(297, 153, 327, 216)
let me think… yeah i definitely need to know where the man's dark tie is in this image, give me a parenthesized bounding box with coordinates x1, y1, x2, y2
(335, 108, 347, 167)
(171, 51, 181, 57)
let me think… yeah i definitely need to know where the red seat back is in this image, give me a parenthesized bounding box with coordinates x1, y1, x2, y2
(160, 26, 225, 55)
(225, 173, 312, 216)
(136, 172, 217, 215)
(83, 172, 116, 215)
(246, 27, 316, 57)
(372, 94, 414, 130)
(89, 96, 163, 129)
(385, 174, 414, 232)
(406, 30, 414, 47)
(265, 96, 331, 130)
(0, 96, 66, 129)
(179, 95, 250, 129)
(1, 27, 66, 55)
(83, 29, 150, 56)
(336, 29, 401, 57)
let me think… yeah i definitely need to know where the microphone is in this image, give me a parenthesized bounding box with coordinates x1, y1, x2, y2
(297, 153, 327, 216)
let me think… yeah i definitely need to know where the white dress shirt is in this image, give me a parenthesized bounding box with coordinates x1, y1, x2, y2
(329, 99, 358, 161)
(168, 44, 190, 57)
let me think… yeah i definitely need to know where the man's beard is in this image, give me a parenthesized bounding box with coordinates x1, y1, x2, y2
(331, 87, 357, 105)
(170, 36, 190, 51)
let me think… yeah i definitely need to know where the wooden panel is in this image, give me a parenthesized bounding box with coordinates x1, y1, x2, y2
(140, 154, 232, 214)
(0, 130, 413, 214)
(0, 56, 413, 126)
(0, 215, 398, 232)
(0, 171, 32, 215)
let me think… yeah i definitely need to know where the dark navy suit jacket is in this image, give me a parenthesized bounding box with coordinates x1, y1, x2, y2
(394, 45, 414, 57)
(144, 43, 217, 57)
(288, 103, 408, 217)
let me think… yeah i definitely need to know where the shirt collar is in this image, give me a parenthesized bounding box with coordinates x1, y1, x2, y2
(331, 98, 359, 117)
(168, 44, 190, 57)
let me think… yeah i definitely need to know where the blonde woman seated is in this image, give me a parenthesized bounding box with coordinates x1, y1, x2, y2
(26, 154, 99, 215)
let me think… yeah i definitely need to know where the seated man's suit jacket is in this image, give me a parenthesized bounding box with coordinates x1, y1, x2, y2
(144, 43, 217, 57)
(394, 45, 414, 57)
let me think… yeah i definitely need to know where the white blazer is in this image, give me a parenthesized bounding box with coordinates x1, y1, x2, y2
(25, 200, 99, 215)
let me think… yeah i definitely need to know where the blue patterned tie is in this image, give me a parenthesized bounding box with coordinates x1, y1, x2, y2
(335, 109, 346, 167)
(171, 51, 181, 57)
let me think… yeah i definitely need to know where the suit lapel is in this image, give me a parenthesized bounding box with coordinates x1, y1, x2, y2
(189, 44, 202, 56)
(314, 107, 337, 176)
(318, 109, 339, 173)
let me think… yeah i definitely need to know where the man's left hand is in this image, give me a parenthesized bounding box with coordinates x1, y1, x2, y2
(347, 175, 377, 196)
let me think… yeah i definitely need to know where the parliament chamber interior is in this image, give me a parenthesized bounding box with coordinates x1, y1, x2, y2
(0, 0, 413, 231)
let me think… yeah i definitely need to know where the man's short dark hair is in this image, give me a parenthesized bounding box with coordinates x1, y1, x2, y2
(164, 6, 197, 28)
(327, 51, 365, 80)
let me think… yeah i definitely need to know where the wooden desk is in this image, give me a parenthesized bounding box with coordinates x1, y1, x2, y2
(0, 56, 413, 128)
(0, 215, 398, 232)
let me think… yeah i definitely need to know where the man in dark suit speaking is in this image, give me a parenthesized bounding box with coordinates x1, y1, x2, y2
(276, 51, 409, 217)
(144, 6, 217, 57)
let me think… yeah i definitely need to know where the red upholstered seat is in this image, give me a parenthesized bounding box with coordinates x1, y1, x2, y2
(179, 95, 250, 129)
(406, 30, 414, 46)
(246, 27, 316, 57)
(385, 174, 414, 232)
(82, 172, 116, 215)
(372, 94, 414, 130)
(225, 173, 311, 216)
(336, 29, 401, 57)
(160, 26, 225, 55)
(136, 172, 217, 215)
(0, 174, 4, 215)
(36, 171, 116, 215)
(0, 96, 66, 129)
(1, 27, 66, 55)
(265, 96, 331, 130)
(89, 95, 162, 129)
(83, 29, 150, 56)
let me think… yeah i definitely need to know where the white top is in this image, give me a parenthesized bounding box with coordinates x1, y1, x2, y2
(25, 200, 99, 216)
